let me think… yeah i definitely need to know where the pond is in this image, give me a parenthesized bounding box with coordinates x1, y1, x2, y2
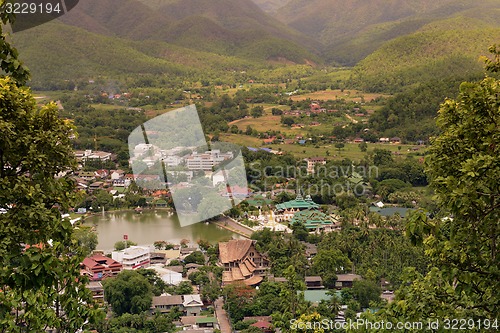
(84, 210, 237, 251)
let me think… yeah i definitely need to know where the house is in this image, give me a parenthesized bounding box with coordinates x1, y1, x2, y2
(180, 247, 198, 256)
(379, 137, 390, 143)
(88, 181, 105, 192)
(180, 316, 217, 329)
(152, 295, 183, 313)
(112, 246, 150, 270)
(154, 199, 168, 208)
(221, 185, 250, 198)
(306, 157, 326, 174)
(162, 155, 183, 167)
(353, 138, 364, 143)
(95, 169, 109, 178)
(262, 137, 276, 144)
(390, 137, 401, 144)
(219, 239, 270, 286)
(150, 249, 181, 265)
(335, 274, 362, 289)
(86, 281, 104, 304)
(310, 102, 321, 112)
(251, 320, 273, 333)
(305, 276, 324, 290)
(75, 149, 113, 162)
(78, 171, 96, 181)
(152, 294, 204, 315)
(80, 254, 122, 281)
(183, 294, 204, 316)
(149, 264, 184, 285)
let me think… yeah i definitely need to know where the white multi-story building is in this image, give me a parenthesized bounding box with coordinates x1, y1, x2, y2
(186, 150, 233, 170)
(112, 246, 151, 270)
(74, 149, 112, 162)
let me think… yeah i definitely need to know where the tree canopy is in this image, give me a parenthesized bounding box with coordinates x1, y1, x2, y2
(0, 78, 99, 330)
(103, 270, 153, 316)
(383, 45, 500, 324)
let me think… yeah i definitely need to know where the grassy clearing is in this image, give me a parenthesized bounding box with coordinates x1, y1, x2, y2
(291, 89, 391, 103)
(219, 133, 266, 147)
(230, 115, 302, 135)
(267, 142, 426, 161)
(221, 131, 427, 161)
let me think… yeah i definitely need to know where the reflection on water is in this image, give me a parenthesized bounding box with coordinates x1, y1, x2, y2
(84, 210, 237, 251)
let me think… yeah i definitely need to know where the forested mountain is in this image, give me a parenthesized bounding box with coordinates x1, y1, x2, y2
(9, 0, 500, 93)
(351, 15, 500, 92)
(273, 0, 500, 65)
(55, 0, 319, 60)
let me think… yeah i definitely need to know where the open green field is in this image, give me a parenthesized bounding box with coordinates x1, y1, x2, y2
(221, 132, 427, 161)
(219, 133, 266, 147)
(290, 89, 391, 103)
(270, 142, 426, 160)
(230, 115, 301, 135)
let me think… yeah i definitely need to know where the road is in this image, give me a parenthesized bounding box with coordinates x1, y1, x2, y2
(214, 297, 232, 333)
(215, 216, 253, 238)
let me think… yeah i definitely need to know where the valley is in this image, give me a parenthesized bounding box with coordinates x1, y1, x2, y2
(1, 0, 499, 332)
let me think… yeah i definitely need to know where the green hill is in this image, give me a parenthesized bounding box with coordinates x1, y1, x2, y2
(273, 0, 500, 66)
(351, 15, 500, 92)
(56, 0, 320, 63)
(11, 20, 262, 88)
(275, 0, 456, 44)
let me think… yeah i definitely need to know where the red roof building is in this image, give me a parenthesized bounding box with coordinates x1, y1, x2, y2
(81, 254, 122, 281)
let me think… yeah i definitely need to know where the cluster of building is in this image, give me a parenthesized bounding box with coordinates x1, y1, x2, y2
(131, 143, 234, 171)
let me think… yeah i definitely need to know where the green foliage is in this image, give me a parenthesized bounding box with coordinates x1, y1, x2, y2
(379, 49, 500, 324)
(318, 227, 428, 288)
(0, 9, 30, 84)
(0, 77, 99, 331)
(137, 269, 167, 296)
(175, 281, 194, 295)
(349, 279, 382, 309)
(114, 240, 138, 251)
(251, 105, 264, 118)
(184, 251, 205, 265)
(97, 312, 176, 333)
(103, 270, 153, 316)
(372, 148, 393, 166)
(311, 249, 351, 288)
(73, 226, 99, 257)
(352, 14, 499, 93)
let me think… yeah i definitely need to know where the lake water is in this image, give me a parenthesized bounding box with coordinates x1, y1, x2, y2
(84, 210, 237, 251)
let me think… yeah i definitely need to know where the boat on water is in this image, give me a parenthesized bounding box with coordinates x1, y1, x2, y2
(134, 206, 143, 214)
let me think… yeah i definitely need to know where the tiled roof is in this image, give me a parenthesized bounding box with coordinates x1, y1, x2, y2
(275, 195, 319, 211)
(336, 274, 362, 282)
(183, 294, 203, 307)
(244, 275, 263, 286)
(152, 295, 183, 306)
(82, 254, 121, 268)
(218, 239, 254, 264)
